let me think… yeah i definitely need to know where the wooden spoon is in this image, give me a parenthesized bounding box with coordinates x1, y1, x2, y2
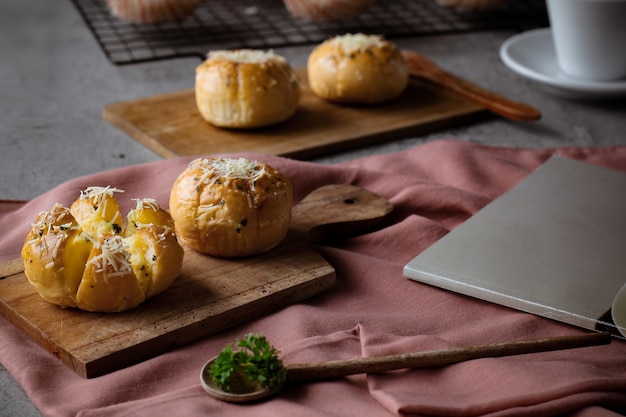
(200, 331, 610, 403)
(401, 50, 541, 122)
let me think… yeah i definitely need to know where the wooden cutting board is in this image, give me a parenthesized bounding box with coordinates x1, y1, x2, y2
(0, 185, 393, 378)
(103, 68, 486, 159)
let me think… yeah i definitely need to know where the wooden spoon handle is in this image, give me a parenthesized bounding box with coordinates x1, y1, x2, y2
(286, 332, 610, 381)
(401, 50, 541, 122)
(436, 71, 542, 122)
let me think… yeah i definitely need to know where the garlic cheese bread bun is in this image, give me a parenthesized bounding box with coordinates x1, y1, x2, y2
(169, 157, 293, 258)
(105, 0, 204, 23)
(195, 50, 300, 129)
(21, 187, 184, 313)
(307, 33, 409, 104)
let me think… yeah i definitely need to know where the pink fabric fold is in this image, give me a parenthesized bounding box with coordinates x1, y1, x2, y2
(1, 139, 625, 417)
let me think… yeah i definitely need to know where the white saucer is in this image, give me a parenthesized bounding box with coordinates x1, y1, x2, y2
(500, 28, 626, 100)
(612, 283, 626, 338)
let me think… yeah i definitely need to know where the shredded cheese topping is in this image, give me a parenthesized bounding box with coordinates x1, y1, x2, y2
(30, 203, 71, 234)
(188, 158, 269, 215)
(132, 198, 159, 212)
(329, 33, 385, 54)
(86, 235, 132, 281)
(156, 231, 168, 243)
(191, 157, 266, 186)
(28, 204, 76, 260)
(83, 231, 97, 245)
(128, 198, 163, 230)
(78, 186, 124, 222)
(208, 49, 284, 64)
(79, 185, 124, 200)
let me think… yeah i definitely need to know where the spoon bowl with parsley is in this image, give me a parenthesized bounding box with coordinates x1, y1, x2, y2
(200, 333, 287, 403)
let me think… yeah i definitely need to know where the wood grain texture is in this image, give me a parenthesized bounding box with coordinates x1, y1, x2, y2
(103, 68, 487, 159)
(401, 50, 541, 122)
(0, 185, 393, 378)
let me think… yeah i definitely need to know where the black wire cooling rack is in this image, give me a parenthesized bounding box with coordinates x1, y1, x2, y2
(71, 0, 548, 66)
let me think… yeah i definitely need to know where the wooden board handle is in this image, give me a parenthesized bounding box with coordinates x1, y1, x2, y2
(286, 332, 611, 381)
(0, 258, 24, 280)
(291, 184, 394, 243)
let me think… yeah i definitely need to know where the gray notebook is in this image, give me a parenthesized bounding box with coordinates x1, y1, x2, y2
(403, 155, 626, 337)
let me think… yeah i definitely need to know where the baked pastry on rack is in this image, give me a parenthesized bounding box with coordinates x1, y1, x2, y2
(283, 0, 377, 20)
(307, 33, 409, 104)
(105, 0, 205, 23)
(195, 50, 300, 129)
(21, 187, 184, 313)
(435, 0, 508, 10)
(169, 157, 293, 258)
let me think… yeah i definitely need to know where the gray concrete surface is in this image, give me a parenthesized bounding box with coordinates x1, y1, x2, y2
(1, 1, 625, 416)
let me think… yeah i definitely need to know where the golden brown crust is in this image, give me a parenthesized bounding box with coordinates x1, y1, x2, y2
(307, 33, 409, 104)
(76, 234, 145, 313)
(22, 204, 86, 308)
(169, 157, 293, 257)
(70, 186, 124, 237)
(125, 224, 184, 298)
(21, 189, 184, 313)
(195, 50, 300, 129)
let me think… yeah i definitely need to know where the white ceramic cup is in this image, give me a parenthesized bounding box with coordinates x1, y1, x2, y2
(546, 0, 626, 81)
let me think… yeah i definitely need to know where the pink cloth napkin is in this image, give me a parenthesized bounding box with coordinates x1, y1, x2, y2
(1, 139, 626, 417)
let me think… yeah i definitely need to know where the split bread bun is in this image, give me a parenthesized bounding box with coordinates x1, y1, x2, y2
(307, 33, 409, 104)
(21, 187, 184, 313)
(169, 157, 293, 258)
(195, 50, 300, 129)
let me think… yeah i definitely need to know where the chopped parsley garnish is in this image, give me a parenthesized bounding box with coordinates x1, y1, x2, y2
(209, 333, 286, 393)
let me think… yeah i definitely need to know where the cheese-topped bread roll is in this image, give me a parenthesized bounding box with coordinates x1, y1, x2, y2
(307, 33, 409, 104)
(21, 187, 184, 313)
(195, 50, 300, 129)
(169, 157, 293, 257)
(283, 0, 376, 20)
(105, 0, 204, 23)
